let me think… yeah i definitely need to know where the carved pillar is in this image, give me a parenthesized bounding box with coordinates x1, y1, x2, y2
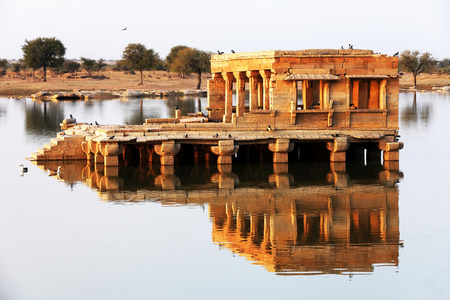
(326, 137, 349, 162)
(380, 79, 387, 110)
(222, 72, 234, 123)
(268, 139, 294, 164)
(90, 141, 104, 164)
(234, 72, 246, 117)
(260, 70, 271, 110)
(210, 140, 239, 165)
(81, 141, 94, 161)
(154, 141, 181, 166)
(247, 71, 259, 111)
(100, 142, 123, 167)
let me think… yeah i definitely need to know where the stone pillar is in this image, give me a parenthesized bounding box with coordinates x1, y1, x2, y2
(247, 71, 259, 111)
(210, 140, 239, 165)
(154, 141, 181, 166)
(81, 141, 94, 161)
(268, 139, 294, 164)
(90, 141, 104, 164)
(207, 74, 226, 121)
(100, 142, 123, 167)
(234, 72, 246, 117)
(260, 70, 271, 110)
(222, 72, 234, 123)
(326, 137, 349, 162)
(379, 142, 404, 170)
(136, 144, 149, 165)
(323, 81, 330, 109)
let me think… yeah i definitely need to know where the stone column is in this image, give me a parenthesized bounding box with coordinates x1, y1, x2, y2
(100, 142, 123, 167)
(90, 141, 104, 164)
(260, 70, 271, 110)
(268, 139, 294, 164)
(234, 72, 246, 117)
(207, 74, 226, 121)
(379, 142, 404, 170)
(81, 141, 94, 161)
(154, 141, 181, 166)
(136, 144, 149, 165)
(222, 72, 234, 123)
(326, 137, 349, 162)
(210, 140, 239, 165)
(247, 71, 259, 111)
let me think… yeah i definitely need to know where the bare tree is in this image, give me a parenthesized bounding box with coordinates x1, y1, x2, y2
(399, 50, 436, 87)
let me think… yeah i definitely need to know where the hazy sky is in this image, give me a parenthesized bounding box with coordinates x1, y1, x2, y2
(1, 0, 448, 60)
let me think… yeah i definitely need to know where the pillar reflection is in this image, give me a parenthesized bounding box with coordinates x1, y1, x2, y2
(34, 160, 403, 275)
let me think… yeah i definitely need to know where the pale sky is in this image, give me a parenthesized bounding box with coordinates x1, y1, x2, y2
(1, 0, 449, 60)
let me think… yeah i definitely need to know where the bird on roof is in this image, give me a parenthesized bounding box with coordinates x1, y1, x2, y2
(393, 52, 399, 57)
(95, 121, 99, 125)
(185, 134, 188, 138)
(217, 50, 224, 55)
(348, 44, 353, 49)
(70, 114, 73, 118)
(267, 125, 274, 132)
(175, 105, 179, 110)
(213, 133, 219, 138)
(109, 136, 115, 139)
(121, 27, 127, 31)
(231, 50, 235, 53)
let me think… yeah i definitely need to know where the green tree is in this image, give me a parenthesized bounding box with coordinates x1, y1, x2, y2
(122, 43, 158, 85)
(437, 58, 450, 74)
(21, 37, 66, 82)
(399, 50, 437, 87)
(81, 57, 96, 75)
(63, 60, 81, 75)
(94, 58, 107, 75)
(171, 48, 211, 89)
(166, 45, 188, 70)
(0, 59, 8, 77)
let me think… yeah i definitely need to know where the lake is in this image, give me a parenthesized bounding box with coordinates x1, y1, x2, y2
(0, 92, 449, 299)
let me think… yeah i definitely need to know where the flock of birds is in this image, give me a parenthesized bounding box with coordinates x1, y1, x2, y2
(220, 47, 399, 57)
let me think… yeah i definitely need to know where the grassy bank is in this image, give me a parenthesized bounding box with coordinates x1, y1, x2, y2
(1, 70, 449, 97)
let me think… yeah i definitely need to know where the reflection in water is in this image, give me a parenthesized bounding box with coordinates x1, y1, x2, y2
(401, 92, 431, 126)
(36, 160, 403, 275)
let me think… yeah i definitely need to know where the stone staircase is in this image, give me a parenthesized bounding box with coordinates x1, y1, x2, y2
(31, 135, 87, 161)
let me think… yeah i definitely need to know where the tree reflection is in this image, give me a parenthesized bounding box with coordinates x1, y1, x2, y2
(401, 92, 431, 126)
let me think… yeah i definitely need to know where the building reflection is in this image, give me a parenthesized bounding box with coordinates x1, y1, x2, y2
(34, 160, 402, 275)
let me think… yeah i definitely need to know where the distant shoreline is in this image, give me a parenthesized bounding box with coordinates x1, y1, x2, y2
(0, 70, 449, 97)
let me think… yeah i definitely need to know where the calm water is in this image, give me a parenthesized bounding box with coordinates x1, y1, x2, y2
(0, 93, 449, 299)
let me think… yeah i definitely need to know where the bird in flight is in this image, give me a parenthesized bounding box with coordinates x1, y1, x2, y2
(121, 27, 127, 31)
